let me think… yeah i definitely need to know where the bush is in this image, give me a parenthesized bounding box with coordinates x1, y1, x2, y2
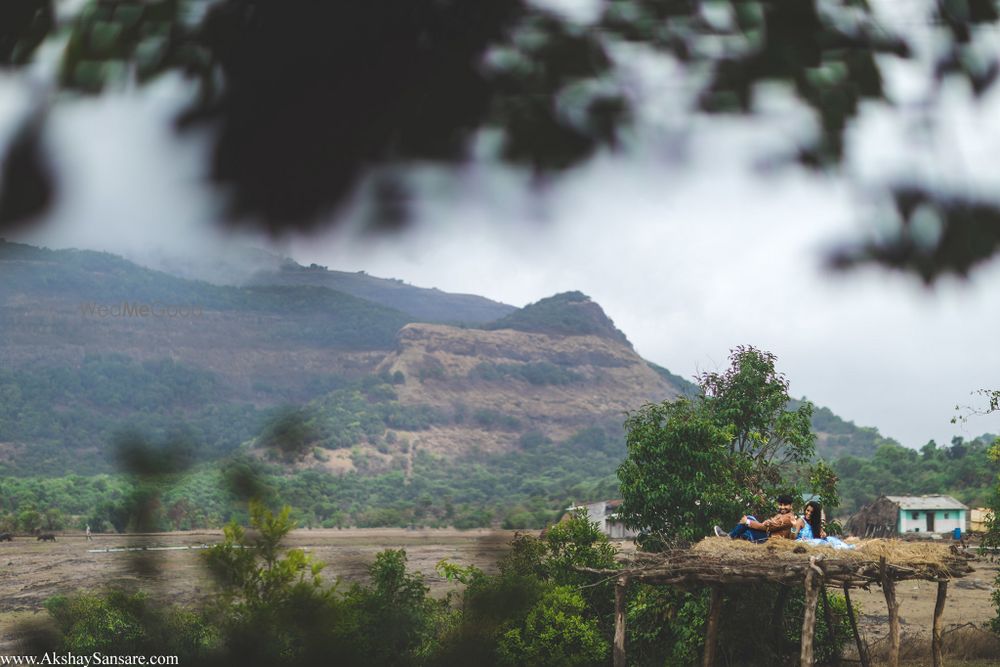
(626, 585, 708, 667)
(345, 549, 448, 666)
(44, 590, 215, 660)
(497, 586, 607, 667)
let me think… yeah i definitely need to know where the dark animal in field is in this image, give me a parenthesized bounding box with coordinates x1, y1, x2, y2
(0, 533, 11, 541)
(37, 533, 55, 541)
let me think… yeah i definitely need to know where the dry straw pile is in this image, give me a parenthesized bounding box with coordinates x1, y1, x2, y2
(690, 536, 957, 570)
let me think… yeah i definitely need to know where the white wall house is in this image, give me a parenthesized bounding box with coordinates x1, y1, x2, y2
(889, 495, 968, 534)
(566, 500, 638, 539)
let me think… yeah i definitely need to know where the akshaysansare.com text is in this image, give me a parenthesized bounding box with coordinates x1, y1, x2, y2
(0, 654, 178, 665)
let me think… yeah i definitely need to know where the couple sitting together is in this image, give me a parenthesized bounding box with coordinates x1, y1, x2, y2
(713, 494, 855, 549)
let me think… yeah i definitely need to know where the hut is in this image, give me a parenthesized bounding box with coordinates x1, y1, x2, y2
(845, 495, 968, 537)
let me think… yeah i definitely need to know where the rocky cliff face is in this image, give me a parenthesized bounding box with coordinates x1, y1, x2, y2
(366, 322, 681, 460)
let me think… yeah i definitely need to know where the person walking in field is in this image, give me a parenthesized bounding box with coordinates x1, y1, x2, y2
(86, 524, 92, 541)
(713, 494, 796, 543)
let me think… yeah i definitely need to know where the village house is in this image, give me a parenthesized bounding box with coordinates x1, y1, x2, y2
(844, 495, 968, 537)
(565, 500, 638, 539)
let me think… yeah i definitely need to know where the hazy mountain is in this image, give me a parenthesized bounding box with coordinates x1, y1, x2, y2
(248, 260, 516, 324)
(0, 240, 896, 476)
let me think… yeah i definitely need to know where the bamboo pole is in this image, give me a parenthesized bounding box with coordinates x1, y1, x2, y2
(932, 580, 948, 667)
(703, 586, 722, 667)
(880, 558, 900, 667)
(842, 584, 870, 667)
(801, 568, 820, 667)
(614, 577, 628, 667)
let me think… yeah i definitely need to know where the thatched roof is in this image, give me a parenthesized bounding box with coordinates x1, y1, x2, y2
(844, 495, 900, 537)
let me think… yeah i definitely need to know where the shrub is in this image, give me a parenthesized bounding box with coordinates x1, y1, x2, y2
(44, 590, 215, 660)
(497, 585, 607, 667)
(344, 549, 448, 665)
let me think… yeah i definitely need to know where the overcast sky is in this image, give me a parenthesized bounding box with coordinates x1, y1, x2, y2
(9, 0, 1000, 450)
(283, 142, 1000, 451)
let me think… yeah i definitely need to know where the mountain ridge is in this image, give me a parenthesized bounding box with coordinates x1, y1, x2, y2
(0, 240, 899, 476)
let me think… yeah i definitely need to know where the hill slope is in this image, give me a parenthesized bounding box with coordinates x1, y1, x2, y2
(249, 261, 516, 324)
(1, 240, 897, 478)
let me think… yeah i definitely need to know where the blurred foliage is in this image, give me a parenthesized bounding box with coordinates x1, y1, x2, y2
(828, 187, 1000, 283)
(2, 0, 994, 281)
(0, 0, 53, 66)
(0, 117, 55, 228)
(58, 0, 209, 93)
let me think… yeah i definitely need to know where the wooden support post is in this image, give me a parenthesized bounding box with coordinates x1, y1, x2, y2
(932, 580, 948, 667)
(703, 586, 722, 667)
(801, 568, 820, 667)
(880, 558, 900, 667)
(842, 584, 870, 667)
(772, 585, 790, 647)
(820, 587, 840, 666)
(614, 577, 628, 667)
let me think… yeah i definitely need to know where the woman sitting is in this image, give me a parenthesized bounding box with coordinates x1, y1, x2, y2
(796, 500, 856, 550)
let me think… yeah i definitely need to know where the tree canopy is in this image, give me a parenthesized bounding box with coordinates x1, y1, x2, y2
(618, 346, 829, 549)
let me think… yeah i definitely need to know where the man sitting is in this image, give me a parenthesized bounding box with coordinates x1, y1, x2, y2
(713, 494, 796, 543)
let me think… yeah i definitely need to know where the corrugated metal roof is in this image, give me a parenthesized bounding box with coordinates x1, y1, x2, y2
(885, 495, 968, 510)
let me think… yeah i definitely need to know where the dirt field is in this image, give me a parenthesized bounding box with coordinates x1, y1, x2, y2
(0, 530, 996, 661)
(0, 528, 522, 649)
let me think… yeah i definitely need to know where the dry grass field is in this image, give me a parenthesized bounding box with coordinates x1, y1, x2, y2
(0, 530, 996, 664)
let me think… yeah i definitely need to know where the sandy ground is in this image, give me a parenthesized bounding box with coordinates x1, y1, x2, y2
(0, 530, 996, 660)
(850, 559, 999, 639)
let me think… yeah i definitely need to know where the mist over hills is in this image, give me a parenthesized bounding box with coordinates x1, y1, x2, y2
(248, 260, 516, 324)
(0, 239, 897, 482)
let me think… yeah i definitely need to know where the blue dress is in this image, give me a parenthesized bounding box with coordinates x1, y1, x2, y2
(797, 520, 856, 550)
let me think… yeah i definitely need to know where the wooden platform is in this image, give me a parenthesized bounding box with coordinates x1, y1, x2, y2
(579, 538, 976, 667)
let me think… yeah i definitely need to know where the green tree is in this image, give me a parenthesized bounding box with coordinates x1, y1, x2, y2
(619, 346, 823, 549)
(618, 398, 737, 548)
(697, 346, 816, 510)
(204, 501, 338, 665)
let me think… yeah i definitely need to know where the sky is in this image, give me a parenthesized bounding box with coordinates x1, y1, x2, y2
(7, 0, 1000, 450)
